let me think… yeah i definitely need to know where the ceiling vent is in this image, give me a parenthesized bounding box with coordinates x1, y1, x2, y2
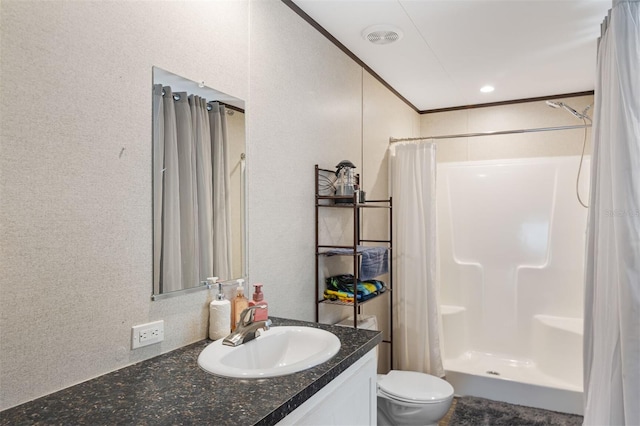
(362, 25, 403, 45)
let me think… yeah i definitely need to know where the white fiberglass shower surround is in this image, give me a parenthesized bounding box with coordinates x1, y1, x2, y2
(438, 155, 589, 415)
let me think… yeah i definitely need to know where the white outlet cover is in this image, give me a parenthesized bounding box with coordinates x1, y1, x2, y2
(132, 320, 164, 349)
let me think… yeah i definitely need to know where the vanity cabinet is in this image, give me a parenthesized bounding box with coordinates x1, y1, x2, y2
(277, 349, 377, 425)
(314, 165, 394, 367)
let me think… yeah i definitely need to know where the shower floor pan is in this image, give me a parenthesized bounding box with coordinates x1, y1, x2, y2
(445, 351, 583, 415)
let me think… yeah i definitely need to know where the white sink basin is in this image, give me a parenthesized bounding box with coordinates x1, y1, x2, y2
(198, 326, 341, 378)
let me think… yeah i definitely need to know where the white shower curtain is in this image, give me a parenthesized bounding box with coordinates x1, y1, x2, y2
(389, 142, 444, 377)
(583, 1, 640, 425)
(153, 86, 233, 293)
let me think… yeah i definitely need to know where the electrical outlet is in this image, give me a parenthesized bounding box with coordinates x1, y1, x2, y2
(132, 320, 164, 349)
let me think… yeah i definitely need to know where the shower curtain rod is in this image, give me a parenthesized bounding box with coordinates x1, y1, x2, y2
(160, 89, 245, 113)
(389, 123, 591, 143)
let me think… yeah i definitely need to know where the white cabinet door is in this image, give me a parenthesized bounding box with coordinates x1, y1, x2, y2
(277, 349, 377, 425)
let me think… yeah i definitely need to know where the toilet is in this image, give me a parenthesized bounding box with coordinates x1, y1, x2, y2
(335, 316, 454, 425)
(377, 370, 454, 426)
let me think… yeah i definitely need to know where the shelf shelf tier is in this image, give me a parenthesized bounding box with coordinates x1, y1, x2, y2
(314, 164, 394, 370)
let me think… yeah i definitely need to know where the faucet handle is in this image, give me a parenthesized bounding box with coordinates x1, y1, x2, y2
(239, 304, 268, 326)
(260, 318, 273, 331)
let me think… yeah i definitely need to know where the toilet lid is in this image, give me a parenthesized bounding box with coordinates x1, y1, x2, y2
(378, 370, 454, 403)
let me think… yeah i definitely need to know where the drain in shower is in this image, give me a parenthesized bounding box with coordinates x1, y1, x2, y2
(486, 370, 501, 376)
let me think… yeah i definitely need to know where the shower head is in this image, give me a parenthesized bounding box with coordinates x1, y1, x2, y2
(561, 104, 582, 119)
(545, 100, 591, 122)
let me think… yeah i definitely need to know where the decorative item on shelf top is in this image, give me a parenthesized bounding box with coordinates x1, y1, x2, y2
(334, 160, 357, 204)
(323, 274, 387, 304)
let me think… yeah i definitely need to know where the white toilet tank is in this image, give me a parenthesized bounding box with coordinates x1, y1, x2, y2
(336, 315, 379, 359)
(336, 315, 378, 330)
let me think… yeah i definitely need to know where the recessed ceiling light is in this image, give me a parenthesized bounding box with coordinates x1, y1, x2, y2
(362, 24, 404, 45)
(480, 85, 495, 93)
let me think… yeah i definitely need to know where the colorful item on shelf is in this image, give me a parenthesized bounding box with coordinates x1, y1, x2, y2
(324, 274, 386, 302)
(323, 289, 380, 303)
(324, 289, 355, 303)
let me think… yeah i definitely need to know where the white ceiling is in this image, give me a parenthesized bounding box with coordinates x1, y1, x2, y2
(291, 0, 611, 111)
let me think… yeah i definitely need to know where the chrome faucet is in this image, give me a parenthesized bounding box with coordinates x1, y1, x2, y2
(223, 305, 271, 347)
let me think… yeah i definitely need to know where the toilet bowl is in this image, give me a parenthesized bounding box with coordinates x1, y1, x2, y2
(333, 316, 452, 424)
(377, 370, 454, 426)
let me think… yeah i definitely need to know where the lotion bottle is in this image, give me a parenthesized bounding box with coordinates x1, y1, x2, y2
(231, 278, 248, 331)
(208, 278, 231, 340)
(248, 283, 268, 321)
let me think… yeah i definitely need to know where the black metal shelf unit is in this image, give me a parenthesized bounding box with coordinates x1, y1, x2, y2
(314, 165, 393, 367)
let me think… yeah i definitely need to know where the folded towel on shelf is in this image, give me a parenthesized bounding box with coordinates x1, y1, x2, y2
(323, 246, 389, 280)
(323, 247, 359, 256)
(360, 246, 388, 280)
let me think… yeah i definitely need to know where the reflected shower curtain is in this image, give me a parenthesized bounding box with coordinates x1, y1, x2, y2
(210, 103, 233, 281)
(174, 92, 199, 292)
(389, 142, 444, 377)
(153, 85, 233, 293)
(583, 1, 640, 425)
(191, 95, 213, 286)
(157, 86, 183, 293)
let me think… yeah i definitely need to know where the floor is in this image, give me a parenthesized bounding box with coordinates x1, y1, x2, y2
(438, 396, 583, 426)
(439, 399, 457, 426)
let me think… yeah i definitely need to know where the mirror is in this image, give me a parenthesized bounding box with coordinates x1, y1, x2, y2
(152, 67, 246, 299)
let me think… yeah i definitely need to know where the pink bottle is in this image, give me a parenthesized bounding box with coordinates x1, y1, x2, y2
(249, 283, 268, 321)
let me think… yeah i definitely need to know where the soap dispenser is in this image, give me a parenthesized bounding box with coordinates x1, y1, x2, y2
(231, 279, 249, 331)
(208, 278, 231, 340)
(248, 283, 268, 321)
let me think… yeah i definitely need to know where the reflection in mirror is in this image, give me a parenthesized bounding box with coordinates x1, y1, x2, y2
(152, 67, 246, 299)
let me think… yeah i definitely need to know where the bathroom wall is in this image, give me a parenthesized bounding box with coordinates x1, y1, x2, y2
(0, 0, 417, 410)
(0, 0, 249, 410)
(421, 94, 593, 162)
(247, 0, 363, 322)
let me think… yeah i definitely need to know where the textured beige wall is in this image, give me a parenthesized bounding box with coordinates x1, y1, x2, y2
(0, 0, 418, 410)
(249, 0, 363, 321)
(245, 0, 419, 365)
(0, 0, 249, 410)
(421, 95, 593, 162)
(362, 73, 421, 201)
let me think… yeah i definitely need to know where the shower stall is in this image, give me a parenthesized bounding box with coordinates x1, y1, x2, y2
(437, 155, 589, 415)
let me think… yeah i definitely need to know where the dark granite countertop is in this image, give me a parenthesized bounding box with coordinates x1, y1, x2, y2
(0, 317, 382, 425)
